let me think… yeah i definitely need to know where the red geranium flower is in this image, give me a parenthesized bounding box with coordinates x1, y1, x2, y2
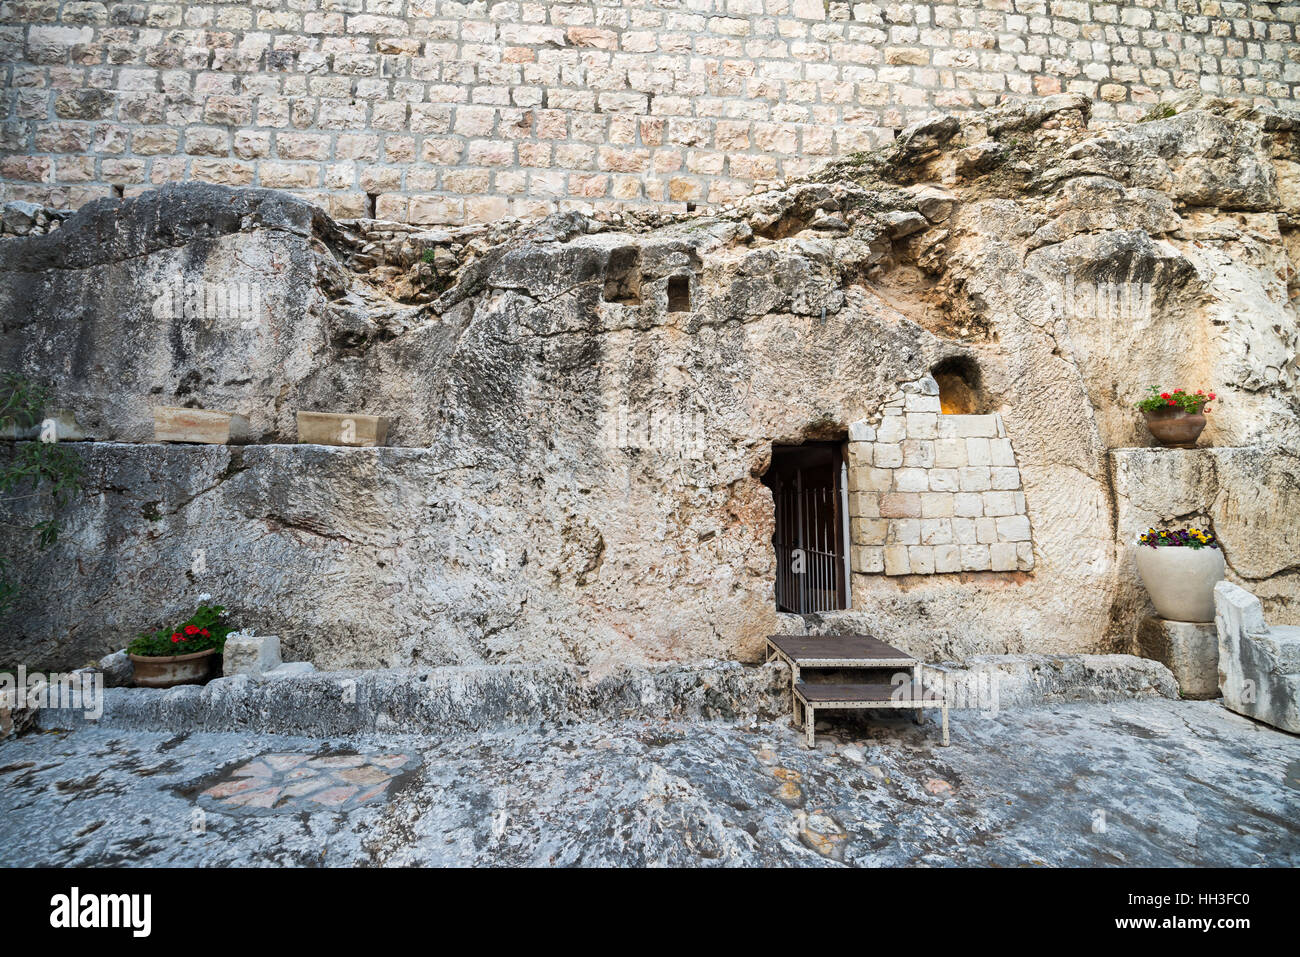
(1167, 399, 1176, 405)
(1160, 392, 1170, 399)
(1208, 392, 1216, 400)
(184, 624, 199, 635)
(171, 635, 181, 643)
(200, 628, 209, 637)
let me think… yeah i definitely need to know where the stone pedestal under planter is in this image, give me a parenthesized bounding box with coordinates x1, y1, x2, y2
(1137, 616, 1218, 699)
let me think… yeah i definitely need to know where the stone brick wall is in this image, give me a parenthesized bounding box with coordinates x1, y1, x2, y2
(2, 0, 1298, 224)
(846, 378, 1034, 579)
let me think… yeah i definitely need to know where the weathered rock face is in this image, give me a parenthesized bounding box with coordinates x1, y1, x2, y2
(2, 95, 1298, 671)
(1215, 581, 1300, 734)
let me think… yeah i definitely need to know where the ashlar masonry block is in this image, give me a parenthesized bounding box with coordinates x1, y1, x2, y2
(843, 407, 1035, 575)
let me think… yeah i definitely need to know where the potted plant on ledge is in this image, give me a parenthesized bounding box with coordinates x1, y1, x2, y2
(128, 600, 235, 688)
(1134, 527, 1225, 623)
(1135, 387, 1216, 448)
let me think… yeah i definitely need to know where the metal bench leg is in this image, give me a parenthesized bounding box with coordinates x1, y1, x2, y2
(805, 706, 815, 749)
(941, 703, 949, 747)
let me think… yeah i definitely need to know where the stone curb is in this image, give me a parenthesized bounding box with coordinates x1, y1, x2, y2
(32, 660, 792, 735)
(23, 654, 1179, 736)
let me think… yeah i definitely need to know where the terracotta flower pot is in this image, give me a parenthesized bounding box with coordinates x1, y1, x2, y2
(1143, 407, 1207, 448)
(1134, 546, 1225, 622)
(129, 648, 217, 688)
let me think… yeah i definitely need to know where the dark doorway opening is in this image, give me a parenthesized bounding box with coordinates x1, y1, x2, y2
(667, 275, 691, 312)
(931, 355, 986, 414)
(763, 441, 850, 614)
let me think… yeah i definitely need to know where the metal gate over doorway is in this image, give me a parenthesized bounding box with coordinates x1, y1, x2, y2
(764, 441, 850, 614)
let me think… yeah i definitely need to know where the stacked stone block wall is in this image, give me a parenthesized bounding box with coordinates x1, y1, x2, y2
(2, 1, 1299, 223)
(846, 381, 1034, 577)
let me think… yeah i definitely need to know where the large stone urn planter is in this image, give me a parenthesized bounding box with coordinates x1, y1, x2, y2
(1142, 407, 1207, 448)
(129, 648, 217, 688)
(1135, 547, 1226, 622)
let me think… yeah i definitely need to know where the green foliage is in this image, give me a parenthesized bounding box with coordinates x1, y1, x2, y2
(420, 248, 437, 264)
(127, 603, 235, 657)
(0, 374, 84, 613)
(1135, 386, 1216, 415)
(1140, 104, 1178, 123)
(0, 557, 15, 617)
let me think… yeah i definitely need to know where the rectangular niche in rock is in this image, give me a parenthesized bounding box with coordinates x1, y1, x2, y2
(152, 406, 250, 445)
(296, 411, 389, 448)
(667, 275, 692, 313)
(602, 246, 642, 305)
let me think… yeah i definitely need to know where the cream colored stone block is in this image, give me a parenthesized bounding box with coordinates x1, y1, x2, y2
(153, 406, 249, 444)
(879, 493, 921, 518)
(297, 411, 389, 447)
(848, 420, 876, 442)
(849, 491, 879, 518)
(874, 443, 903, 468)
(895, 467, 929, 492)
(976, 517, 999, 544)
(854, 545, 885, 574)
(851, 517, 887, 545)
(951, 517, 977, 544)
(888, 518, 920, 545)
(845, 440, 873, 468)
(901, 439, 935, 467)
(958, 466, 992, 491)
(934, 543, 961, 573)
(928, 467, 959, 491)
(990, 466, 1021, 490)
(1016, 541, 1034, 570)
(953, 492, 983, 517)
(908, 545, 935, 574)
(989, 438, 1016, 467)
(905, 412, 938, 439)
(966, 436, 991, 466)
(904, 392, 940, 413)
(920, 517, 953, 545)
(982, 491, 1017, 516)
(960, 544, 991, 571)
(921, 492, 954, 518)
(876, 416, 906, 443)
(934, 438, 966, 468)
(884, 544, 911, 576)
(990, 542, 1018, 572)
(996, 515, 1032, 541)
(864, 468, 894, 491)
(946, 414, 1000, 438)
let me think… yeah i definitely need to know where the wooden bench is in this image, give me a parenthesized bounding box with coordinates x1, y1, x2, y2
(766, 634, 949, 747)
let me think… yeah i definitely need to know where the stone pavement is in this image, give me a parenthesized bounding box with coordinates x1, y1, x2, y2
(0, 699, 1295, 867)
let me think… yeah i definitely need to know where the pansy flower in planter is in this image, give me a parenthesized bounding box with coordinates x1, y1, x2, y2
(1137, 527, 1219, 549)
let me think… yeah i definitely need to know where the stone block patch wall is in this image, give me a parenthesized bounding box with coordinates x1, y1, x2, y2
(847, 380, 1034, 576)
(2, 1, 1299, 223)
